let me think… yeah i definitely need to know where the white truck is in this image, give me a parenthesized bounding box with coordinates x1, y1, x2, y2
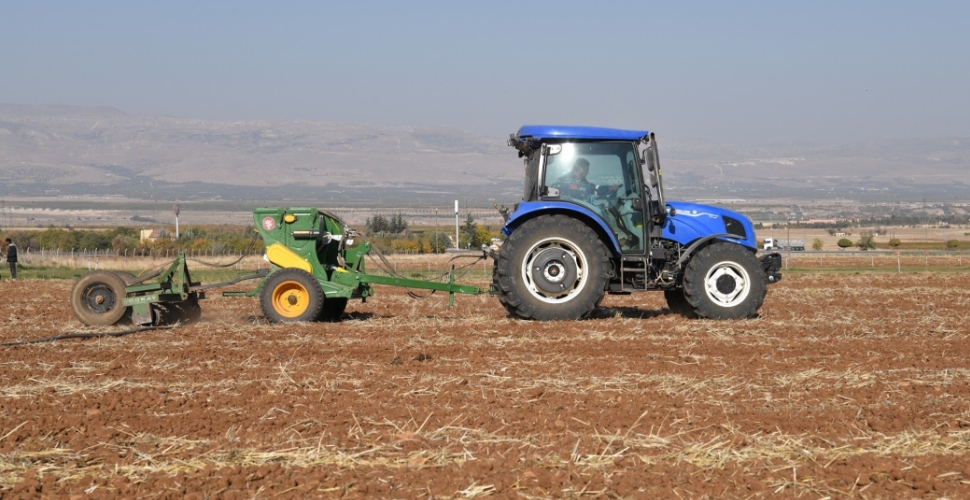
(763, 237, 805, 251)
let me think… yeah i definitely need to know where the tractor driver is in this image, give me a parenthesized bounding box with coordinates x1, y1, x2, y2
(556, 158, 595, 200)
(556, 157, 620, 202)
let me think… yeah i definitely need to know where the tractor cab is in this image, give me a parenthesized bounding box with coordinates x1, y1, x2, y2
(511, 126, 664, 256)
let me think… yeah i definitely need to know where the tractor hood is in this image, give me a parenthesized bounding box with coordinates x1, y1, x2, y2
(662, 201, 758, 250)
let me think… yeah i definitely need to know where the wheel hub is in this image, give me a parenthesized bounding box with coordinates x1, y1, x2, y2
(272, 280, 310, 317)
(531, 248, 578, 295)
(85, 285, 116, 313)
(715, 274, 737, 295)
(705, 263, 749, 307)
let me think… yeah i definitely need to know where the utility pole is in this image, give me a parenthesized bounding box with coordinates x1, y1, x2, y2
(434, 208, 438, 253)
(454, 200, 459, 250)
(173, 203, 180, 239)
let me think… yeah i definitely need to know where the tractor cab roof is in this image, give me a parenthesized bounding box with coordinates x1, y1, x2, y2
(515, 125, 649, 142)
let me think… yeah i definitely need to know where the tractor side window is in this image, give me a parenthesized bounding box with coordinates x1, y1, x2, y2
(585, 156, 624, 188)
(541, 142, 645, 253)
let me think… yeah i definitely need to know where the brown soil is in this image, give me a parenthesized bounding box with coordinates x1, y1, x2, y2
(2, 272, 970, 498)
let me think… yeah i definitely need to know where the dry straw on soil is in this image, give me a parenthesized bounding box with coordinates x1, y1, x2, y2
(2, 268, 970, 497)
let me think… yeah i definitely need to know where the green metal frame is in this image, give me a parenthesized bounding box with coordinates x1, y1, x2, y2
(222, 207, 484, 305)
(120, 252, 203, 323)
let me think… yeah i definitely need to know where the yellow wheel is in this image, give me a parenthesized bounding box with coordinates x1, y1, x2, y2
(259, 269, 323, 323)
(272, 280, 311, 317)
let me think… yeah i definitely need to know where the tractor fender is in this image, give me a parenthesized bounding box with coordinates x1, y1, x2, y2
(502, 201, 622, 257)
(674, 233, 750, 267)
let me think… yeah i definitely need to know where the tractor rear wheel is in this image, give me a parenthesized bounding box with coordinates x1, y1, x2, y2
(70, 271, 129, 326)
(493, 215, 610, 321)
(260, 269, 324, 323)
(318, 297, 348, 322)
(682, 243, 766, 319)
(663, 288, 695, 317)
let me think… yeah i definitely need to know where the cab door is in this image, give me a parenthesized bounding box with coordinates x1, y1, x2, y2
(539, 141, 649, 255)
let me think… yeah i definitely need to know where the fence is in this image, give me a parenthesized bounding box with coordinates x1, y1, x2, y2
(20, 248, 252, 259)
(18, 247, 263, 272)
(766, 250, 970, 272)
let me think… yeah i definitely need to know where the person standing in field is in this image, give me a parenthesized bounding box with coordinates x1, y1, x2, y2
(4, 238, 17, 280)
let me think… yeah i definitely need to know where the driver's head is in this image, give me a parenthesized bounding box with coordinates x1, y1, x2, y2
(572, 158, 590, 178)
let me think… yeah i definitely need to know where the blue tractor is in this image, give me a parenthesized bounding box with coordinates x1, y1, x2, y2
(492, 125, 783, 320)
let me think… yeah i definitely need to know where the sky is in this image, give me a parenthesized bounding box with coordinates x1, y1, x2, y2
(1, 1, 969, 146)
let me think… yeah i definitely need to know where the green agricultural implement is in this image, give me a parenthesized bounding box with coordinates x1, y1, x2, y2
(69, 207, 485, 327)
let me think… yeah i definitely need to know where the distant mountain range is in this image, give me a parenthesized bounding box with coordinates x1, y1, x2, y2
(2, 103, 968, 205)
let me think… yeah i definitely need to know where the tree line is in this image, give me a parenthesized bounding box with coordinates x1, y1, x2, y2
(1, 213, 498, 255)
(363, 213, 494, 253)
(0, 225, 262, 254)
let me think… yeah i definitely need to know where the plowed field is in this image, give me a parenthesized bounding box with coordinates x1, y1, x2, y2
(3, 272, 970, 498)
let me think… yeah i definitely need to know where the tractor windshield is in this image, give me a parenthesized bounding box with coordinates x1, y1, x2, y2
(541, 141, 645, 252)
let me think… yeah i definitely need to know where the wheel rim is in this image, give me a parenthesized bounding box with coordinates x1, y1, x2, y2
(271, 280, 310, 318)
(704, 260, 751, 308)
(82, 283, 119, 314)
(521, 236, 588, 304)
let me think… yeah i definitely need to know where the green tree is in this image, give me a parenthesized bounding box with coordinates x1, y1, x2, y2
(388, 213, 408, 234)
(3, 230, 37, 250)
(112, 235, 139, 252)
(77, 231, 112, 250)
(366, 215, 389, 234)
(37, 228, 78, 250)
(473, 226, 492, 248)
(812, 238, 824, 251)
(856, 231, 876, 251)
(108, 226, 138, 239)
(946, 239, 960, 250)
(423, 232, 451, 253)
(460, 214, 478, 248)
(837, 238, 853, 249)
(888, 238, 901, 248)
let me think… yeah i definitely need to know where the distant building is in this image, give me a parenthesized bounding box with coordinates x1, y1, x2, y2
(139, 228, 169, 242)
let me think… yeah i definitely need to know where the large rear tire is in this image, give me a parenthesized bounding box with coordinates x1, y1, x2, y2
(260, 269, 324, 323)
(493, 215, 611, 321)
(682, 243, 766, 319)
(70, 271, 129, 326)
(663, 288, 695, 318)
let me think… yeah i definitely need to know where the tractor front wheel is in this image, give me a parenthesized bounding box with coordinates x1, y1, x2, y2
(682, 243, 767, 319)
(260, 269, 324, 323)
(70, 271, 129, 326)
(493, 215, 610, 321)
